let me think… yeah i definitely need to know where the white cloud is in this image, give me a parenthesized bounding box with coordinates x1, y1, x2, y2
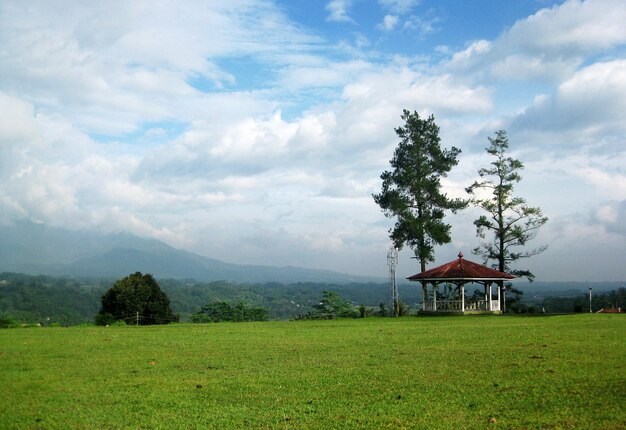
(378, 15, 399, 31)
(530, 212, 626, 281)
(504, 0, 626, 55)
(578, 168, 626, 200)
(340, 67, 493, 116)
(402, 15, 438, 36)
(325, 0, 354, 23)
(510, 60, 626, 153)
(277, 60, 373, 91)
(445, 0, 626, 83)
(0, 1, 322, 135)
(379, 0, 420, 14)
(595, 202, 618, 224)
(594, 201, 626, 236)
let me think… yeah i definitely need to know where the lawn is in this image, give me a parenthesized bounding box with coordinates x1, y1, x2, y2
(1, 314, 624, 429)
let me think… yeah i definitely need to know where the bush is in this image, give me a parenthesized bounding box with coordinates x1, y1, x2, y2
(0, 315, 16, 328)
(192, 301, 269, 323)
(110, 320, 127, 327)
(397, 301, 410, 316)
(309, 291, 357, 319)
(190, 312, 212, 323)
(378, 303, 387, 316)
(95, 312, 116, 326)
(96, 273, 179, 325)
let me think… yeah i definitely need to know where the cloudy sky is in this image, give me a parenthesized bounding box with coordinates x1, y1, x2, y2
(1, 0, 625, 282)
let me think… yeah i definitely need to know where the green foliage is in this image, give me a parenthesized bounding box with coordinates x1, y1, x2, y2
(0, 314, 16, 328)
(0, 273, 106, 325)
(374, 109, 467, 271)
(191, 301, 268, 323)
(378, 302, 387, 316)
(397, 301, 410, 316)
(541, 288, 626, 313)
(309, 290, 357, 319)
(97, 272, 179, 325)
(109, 319, 128, 327)
(466, 130, 548, 281)
(0, 316, 624, 429)
(504, 286, 525, 313)
(94, 312, 116, 326)
(0, 273, 424, 324)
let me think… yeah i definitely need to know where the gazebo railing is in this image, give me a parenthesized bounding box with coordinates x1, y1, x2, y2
(423, 300, 463, 311)
(423, 299, 500, 312)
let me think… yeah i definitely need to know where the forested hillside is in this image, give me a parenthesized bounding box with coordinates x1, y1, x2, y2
(0, 273, 421, 324)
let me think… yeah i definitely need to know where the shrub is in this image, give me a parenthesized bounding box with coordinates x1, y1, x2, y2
(309, 291, 357, 319)
(192, 301, 269, 323)
(110, 320, 127, 327)
(95, 312, 116, 326)
(96, 273, 179, 325)
(0, 315, 16, 328)
(397, 301, 410, 316)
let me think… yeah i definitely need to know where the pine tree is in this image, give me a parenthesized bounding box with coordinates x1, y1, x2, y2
(374, 109, 466, 272)
(466, 130, 548, 310)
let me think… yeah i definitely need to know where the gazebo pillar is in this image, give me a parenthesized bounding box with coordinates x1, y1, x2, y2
(461, 284, 465, 313)
(484, 284, 489, 311)
(488, 283, 493, 310)
(497, 284, 501, 311)
(433, 285, 437, 311)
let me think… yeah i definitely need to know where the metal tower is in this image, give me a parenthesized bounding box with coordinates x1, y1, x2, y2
(387, 246, 399, 317)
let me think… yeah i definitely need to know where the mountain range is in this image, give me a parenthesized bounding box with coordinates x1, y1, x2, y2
(0, 220, 381, 284)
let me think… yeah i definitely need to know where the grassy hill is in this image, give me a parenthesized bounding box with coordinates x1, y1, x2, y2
(1, 315, 624, 429)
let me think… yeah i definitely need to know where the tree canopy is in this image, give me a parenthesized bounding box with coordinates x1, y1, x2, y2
(466, 130, 548, 281)
(312, 290, 357, 319)
(191, 301, 268, 323)
(373, 109, 466, 272)
(96, 272, 179, 325)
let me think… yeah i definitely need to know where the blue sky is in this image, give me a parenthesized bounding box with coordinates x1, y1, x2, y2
(1, 0, 625, 281)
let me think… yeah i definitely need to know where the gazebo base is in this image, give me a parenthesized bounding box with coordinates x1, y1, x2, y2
(418, 310, 502, 316)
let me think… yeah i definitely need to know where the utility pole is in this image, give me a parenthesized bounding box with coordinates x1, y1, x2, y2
(387, 246, 399, 317)
(589, 287, 592, 313)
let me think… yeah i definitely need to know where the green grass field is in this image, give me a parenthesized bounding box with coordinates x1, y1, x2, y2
(1, 314, 624, 429)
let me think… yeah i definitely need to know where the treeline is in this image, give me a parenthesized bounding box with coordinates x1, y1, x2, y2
(538, 288, 625, 314)
(0, 273, 106, 325)
(0, 272, 421, 325)
(3, 272, 623, 325)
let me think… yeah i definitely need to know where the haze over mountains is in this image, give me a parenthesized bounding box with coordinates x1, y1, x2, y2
(0, 221, 381, 284)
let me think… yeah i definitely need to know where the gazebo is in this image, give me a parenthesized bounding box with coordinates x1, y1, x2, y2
(408, 252, 515, 315)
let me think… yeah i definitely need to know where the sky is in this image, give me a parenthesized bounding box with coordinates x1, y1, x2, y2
(1, 0, 625, 282)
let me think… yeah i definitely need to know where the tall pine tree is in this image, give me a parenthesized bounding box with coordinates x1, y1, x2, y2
(466, 130, 548, 310)
(374, 110, 466, 272)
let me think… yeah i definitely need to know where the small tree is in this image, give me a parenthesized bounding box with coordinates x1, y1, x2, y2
(397, 301, 410, 316)
(311, 290, 356, 319)
(378, 302, 388, 317)
(466, 130, 548, 310)
(96, 272, 179, 325)
(374, 109, 466, 273)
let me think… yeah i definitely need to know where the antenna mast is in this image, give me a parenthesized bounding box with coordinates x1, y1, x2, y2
(387, 246, 399, 317)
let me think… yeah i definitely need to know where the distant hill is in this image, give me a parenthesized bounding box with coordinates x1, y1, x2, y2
(0, 220, 381, 284)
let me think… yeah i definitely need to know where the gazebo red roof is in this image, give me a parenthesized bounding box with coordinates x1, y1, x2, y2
(407, 252, 515, 282)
